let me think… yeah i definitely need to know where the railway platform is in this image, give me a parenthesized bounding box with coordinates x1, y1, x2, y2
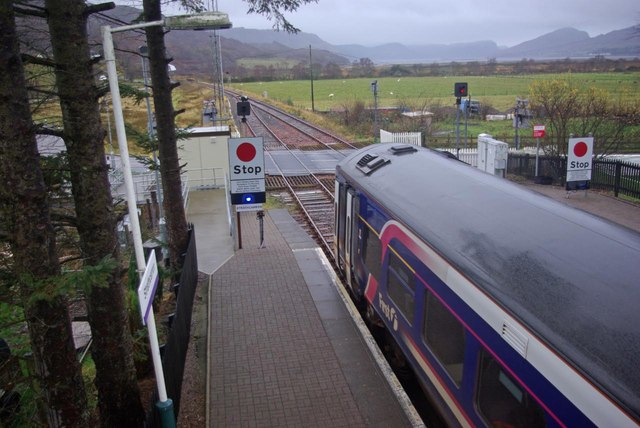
(185, 189, 419, 427)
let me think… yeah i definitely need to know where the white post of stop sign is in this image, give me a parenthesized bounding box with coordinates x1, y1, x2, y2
(567, 137, 594, 182)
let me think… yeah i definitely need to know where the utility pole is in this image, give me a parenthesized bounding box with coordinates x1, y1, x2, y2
(371, 80, 379, 143)
(463, 94, 469, 149)
(309, 45, 315, 112)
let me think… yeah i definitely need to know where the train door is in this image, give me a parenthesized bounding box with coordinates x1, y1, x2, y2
(335, 180, 356, 288)
(335, 180, 345, 271)
(344, 189, 356, 289)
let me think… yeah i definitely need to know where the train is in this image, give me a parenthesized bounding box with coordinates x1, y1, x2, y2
(334, 143, 640, 427)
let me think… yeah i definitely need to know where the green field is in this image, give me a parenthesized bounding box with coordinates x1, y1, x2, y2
(230, 73, 640, 112)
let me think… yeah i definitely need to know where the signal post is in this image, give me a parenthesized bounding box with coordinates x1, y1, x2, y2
(454, 82, 468, 156)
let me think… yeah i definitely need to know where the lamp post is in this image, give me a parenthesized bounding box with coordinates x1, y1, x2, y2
(101, 11, 231, 427)
(371, 80, 379, 143)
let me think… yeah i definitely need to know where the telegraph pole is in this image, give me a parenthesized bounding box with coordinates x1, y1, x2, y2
(371, 80, 379, 143)
(309, 45, 315, 112)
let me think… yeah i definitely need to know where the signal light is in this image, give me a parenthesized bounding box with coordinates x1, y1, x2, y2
(230, 192, 266, 205)
(454, 82, 468, 98)
(237, 99, 251, 116)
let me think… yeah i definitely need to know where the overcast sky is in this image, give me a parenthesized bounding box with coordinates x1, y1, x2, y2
(113, 0, 639, 47)
(209, 0, 639, 47)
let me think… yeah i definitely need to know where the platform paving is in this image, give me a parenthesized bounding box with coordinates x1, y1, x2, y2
(518, 182, 640, 233)
(206, 206, 416, 428)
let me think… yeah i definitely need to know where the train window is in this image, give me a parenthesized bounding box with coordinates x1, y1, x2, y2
(387, 251, 415, 324)
(422, 292, 465, 385)
(362, 225, 381, 281)
(476, 348, 546, 428)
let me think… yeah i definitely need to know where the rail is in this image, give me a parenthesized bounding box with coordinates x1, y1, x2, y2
(239, 98, 340, 259)
(183, 167, 226, 189)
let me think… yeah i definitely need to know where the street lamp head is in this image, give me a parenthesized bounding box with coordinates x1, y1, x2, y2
(164, 11, 232, 31)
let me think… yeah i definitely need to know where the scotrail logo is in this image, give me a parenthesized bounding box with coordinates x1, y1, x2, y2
(378, 293, 398, 331)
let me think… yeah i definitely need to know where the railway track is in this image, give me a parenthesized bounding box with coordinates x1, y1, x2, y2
(228, 91, 351, 259)
(229, 90, 362, 152)
(227, 92, 440, 425)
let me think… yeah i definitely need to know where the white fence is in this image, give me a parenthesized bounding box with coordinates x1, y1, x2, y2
(438, 148, 479, 166)
(438, 147, 530, 168)
(380, 129, 422, 146)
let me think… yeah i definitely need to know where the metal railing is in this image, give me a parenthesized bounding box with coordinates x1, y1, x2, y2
(508, 154, 640, 199)
(184, 167, 226, 189)
(435, 148, 640, 200)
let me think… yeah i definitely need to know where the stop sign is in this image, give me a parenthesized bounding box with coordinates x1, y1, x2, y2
(567, 137, 594, 182)
(228, 137, 265, 206)
(228, 137, 265, 180)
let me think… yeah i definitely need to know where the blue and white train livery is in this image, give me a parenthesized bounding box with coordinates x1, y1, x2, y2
(334, 143, 640, 427)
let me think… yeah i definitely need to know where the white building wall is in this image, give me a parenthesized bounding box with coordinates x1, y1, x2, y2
(179, 126, 231, 189)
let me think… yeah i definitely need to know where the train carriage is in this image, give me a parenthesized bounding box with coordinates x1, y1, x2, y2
(334, 143, 640, 427)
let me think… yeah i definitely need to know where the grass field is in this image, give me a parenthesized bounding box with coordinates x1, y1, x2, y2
(229, 73, 640, 112)
(30, 71, 639, 152)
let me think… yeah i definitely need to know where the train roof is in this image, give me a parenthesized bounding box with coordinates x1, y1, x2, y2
(336, 143, 640, 419)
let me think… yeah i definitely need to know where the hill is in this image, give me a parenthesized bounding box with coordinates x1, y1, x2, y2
(499, 27, 640, 59)
(92, 6, 639, 65)
(83, 6, 639, 77)
(212, 22, 639, 64)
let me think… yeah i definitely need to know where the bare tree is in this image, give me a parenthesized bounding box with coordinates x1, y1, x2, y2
(529, 77, 640, 157)
(243, 0, 319, 32)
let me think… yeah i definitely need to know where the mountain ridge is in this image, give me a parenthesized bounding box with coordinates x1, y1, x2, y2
(96, 6, 639, 68)
(221, 24, 639, 63)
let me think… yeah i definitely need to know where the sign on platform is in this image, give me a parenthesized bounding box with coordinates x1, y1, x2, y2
(533, 124, 546, 138)
(567, 137, 594, 182)
(137, 251, 158, 326)
(236, 203, 264, 212)
(228, 137, 265, 180)
(231, 178, 264, 194)
(228, 137, 266, 205)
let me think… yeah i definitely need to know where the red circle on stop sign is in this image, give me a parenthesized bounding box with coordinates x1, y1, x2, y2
(236, 142, 256, 162)
(573, 141, 588, 157)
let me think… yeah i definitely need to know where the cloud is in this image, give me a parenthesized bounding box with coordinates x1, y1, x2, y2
(169, 0, 639, 47)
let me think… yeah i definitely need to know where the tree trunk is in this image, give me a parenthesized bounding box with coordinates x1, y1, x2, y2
(44, 0, 144, 426)
(0, 2, 89, 426)
(143, 0, 189, 271)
